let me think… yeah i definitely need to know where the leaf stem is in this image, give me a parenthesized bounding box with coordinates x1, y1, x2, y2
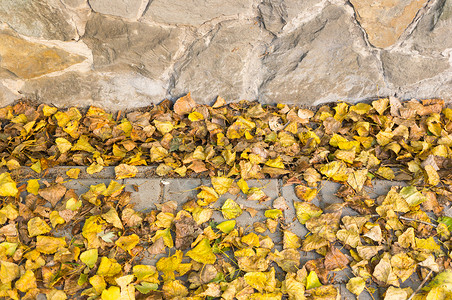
(407, 269, 433, 300)
(399, 216, 437, 227)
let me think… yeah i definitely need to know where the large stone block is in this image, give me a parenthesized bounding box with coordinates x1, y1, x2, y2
(381, 50, 449, 87)
(377, 0, 452, 101)
(170, 20, 273, 103)
(408, 0, 452, 54)
(0, 32, 86, 79)
(88, 0, 148, 20)
(18, 71, 168, 109)
(258, 0, 324, 34)
(349, 0, 429, 48)
(83, 13, 183, 79)
(0, 0, 78, 41)
(142, 0, 254, 26)
(259, 4, 387, 105)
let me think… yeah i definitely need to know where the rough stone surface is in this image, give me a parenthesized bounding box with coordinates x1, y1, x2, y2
(259, 4, 387, 105)
(258, 0, 322, 34)
(1, 0, 452, 108)
(89, 0, 147, 20)
(349, 0, 429, 48)
(171, 20, 272, 102)
(124, 178, 161, 212)
(0, 0, 78, 41)
(381, 50, 449, 86)
(142, 0, 254, 26)
(0, 32, 86, 79)
(83, 13, 183, 78)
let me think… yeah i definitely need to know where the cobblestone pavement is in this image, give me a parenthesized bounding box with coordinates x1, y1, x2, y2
(20, 166, 449, 300)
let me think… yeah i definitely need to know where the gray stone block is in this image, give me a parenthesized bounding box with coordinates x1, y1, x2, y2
(164, 178, 202, 205)
(89, 0, 147, 20)
(124, 178, 162, 212)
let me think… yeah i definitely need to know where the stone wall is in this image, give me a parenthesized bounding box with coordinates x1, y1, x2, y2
(1, 0, 451, 109)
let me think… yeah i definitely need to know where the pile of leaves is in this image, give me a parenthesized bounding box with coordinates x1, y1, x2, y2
(0, 95, 451, 299)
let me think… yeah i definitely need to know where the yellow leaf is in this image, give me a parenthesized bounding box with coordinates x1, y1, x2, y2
(283, 230, 301, 249)
(216, 220, 235, 233)
(103, 180, 125, 197)
(319, 161, 348, 181)
(346, 277, 365, 296)
(294, 202, 322, 224)
(334, 102, 349, 121)
(80, 248, 98, 268)
(156, 250, 183, 281)
(6, 159, 20, 170)
(115, 234, 140, 254)
(237, 178, 249, 194)
(186, 238, 216, 264)
(373, 253, 399, 287)
(197, 186, 219, 206)
(211, 177, 233, 195)
(152, 228, 173, 248)
(188, 111, 204, 121)
(244, 272, 267, 293)
(162, 280, 188, 299)
(265, 157, 285, 169)
(133, 265, 159, 283)
(153, 120, 173, 134)
(26, 179, 40, 195)
(42, 105, 58, 116)
(49, 211, 65, 228)
(0, 261, 19, 283)
(30, 159, 42, 173)
(265, 209, 283, 219)
(87, 162, 103, 174)
(425, 165, 440, 186)
(221, 199, 243, 219)
(385, 287, 413, 300)
(47, 290, 67, 300)
(66, 197, 82, 211)
(101, 286, 120, 300)
(391, 253, 416, 282)
(28, 217, 51, 237)
(347, 169, 368, 192)
(114, 164, 138, 179)
(376, 166, 395, 180)
(36, 236, 67, 254)
(241, 232, 260, 248)
(71, 135, 96, 153)
(192, 207, 213, 225)
(0, 172, 18, 197)
(306, 271, 322, 290)
(102, 208, 123, 229)
(14, 270, 36, 293)
(97, 257, 122, 276)
(372, 98, 389, 115)
(66, 168, 80, 179)
(150, 146, 168, 162)
(89, 275, 106, 294)
(415, 237, 441, 252)
(294, 185, 318, 201)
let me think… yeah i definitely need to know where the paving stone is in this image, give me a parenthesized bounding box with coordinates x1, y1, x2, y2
(123, 178, 161, 212)
(63, 178, 115, 194)
(366, 180, 407, 198)
(163, 178, 202, 205)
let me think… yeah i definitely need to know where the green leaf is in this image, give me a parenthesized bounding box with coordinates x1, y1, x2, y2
(135, 282, 158, 294)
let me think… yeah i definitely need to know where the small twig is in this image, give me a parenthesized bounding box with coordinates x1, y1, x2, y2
(407, 270, 434, 300)
(364, 286, 376, 300)
(399, 216, 437, 227)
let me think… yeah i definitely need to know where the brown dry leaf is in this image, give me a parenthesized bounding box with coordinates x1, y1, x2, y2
(324, 246, 349, 271)
(38, 184, 67, 206)
(174, 93, 196, 115)
(115, 164, 138, 179)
